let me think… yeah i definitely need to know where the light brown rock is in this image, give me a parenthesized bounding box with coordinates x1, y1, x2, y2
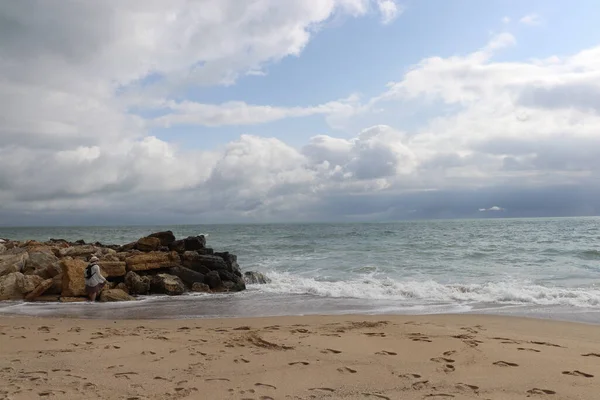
(23, 251, 60, 278)
(19, 275, 44, 294)
(115, 282, 129, 294)
(99, 289, 135, 302)
(30, 295, 60, 302)
(136, 236, 161, 252)
(25, 279, 54, 300)
(0, 272, 25, 300)
(0, 252, 29, 277)
(46, 274, 63, 295)
(59, 245, 97, 259)
(61, 258, 87, 297)
(191, 282, 211, 293)
(125, 251, 180, 272)
(98, 261, 126, 277)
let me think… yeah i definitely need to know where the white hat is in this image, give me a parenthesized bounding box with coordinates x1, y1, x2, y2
(90, 256, 99, 262)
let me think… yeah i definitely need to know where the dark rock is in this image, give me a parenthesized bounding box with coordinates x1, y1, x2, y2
(183, 236, 206, 251)
(158, 246, 169, 252)
(189, 254, 228, 272)
(191, 282, 210, 293)
(148, 231, 176, 247)
(168, 239, 186, 253)
(136, 236, 161, 252)
(205, 271, 222, 290)
(214, 252, 242, 276)
(217, 270, 246, 292)
(74, 240, 86, 245)
(168, 266, 205, 287)
(124, 271, 151, 295)
(181, 251, 212, 274)
(244, 271, 271, 285)
(118, 241, 137, 252)
(150, 274, 185, 296)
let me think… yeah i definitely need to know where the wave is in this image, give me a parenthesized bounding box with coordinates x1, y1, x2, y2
(256, 272, 600, 308)
(578, 250, 600, 260)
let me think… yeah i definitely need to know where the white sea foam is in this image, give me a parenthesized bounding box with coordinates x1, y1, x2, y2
(255, 271, 600, 308)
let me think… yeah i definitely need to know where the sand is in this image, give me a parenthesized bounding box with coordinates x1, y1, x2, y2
(0, 314, 598, 400)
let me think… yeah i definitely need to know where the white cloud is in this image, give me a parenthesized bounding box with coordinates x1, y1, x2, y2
(376, 0, 402, 24)
(520, 14, 542, 26)
(502, 16, 511, 24)
(479, 206, 505, 212)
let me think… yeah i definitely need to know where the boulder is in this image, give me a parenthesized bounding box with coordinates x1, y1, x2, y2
(0, 243, 6, 254)
(23, 251, 60, 278)
(125, 251, 180, 272)
(149, 231, 176, 247)
(60, 297, 87, 302)
(185, 254, 228, 272)
(150, 274, 185, 296)
(25, 279, 54, 300)
(60, 258, 87, 297)
(136, 236, 161, 252)
(168, 266, 205, 287)
(115, 282, 129, 294)
(30, 295, 60, 302)
(183, 236, 206, 251)
(118, 242, 137, 252)
(100, 253, 120, 262)
(116, 252, 130, 261)
(191, 282, 211, 293)
(244, 271, 271, 285)
(18, 274, 44, 294)
(205, 270, 222, 290)
(0, 252, 28, 277)
(96, 247, 117, 258)
(124, 271, 150, 295)
(59, 245, 97, 259)
(98, 261, 126, 277)
(181, 251, 211, 274)
(46, 274, 63, 295)
(99, 289, 135, 302)
(168, 239, 186, 253)
(217, 270, 246, 292)
(0, 272, 25, 300)
(214, 252, 242, 276)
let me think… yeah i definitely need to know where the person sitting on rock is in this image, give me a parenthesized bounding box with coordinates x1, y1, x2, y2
(84, 256, 107, 302)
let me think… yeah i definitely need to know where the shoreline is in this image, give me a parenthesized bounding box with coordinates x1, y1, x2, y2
(2, 313, 599, 399)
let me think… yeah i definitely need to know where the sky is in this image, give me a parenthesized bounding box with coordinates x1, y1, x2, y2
(1, 0, 600, 226)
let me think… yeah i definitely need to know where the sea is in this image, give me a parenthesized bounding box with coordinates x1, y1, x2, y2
(1, 217, 599, 324)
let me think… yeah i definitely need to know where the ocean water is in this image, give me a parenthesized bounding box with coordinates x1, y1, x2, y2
(1, 217, 600, 323)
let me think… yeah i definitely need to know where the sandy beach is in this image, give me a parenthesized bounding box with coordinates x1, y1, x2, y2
(0, 314, 598, 400)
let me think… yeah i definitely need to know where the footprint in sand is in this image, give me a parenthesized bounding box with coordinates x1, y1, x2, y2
(582, 353, 600, 357)
(430, 357, 455, 364)
(255, 383, 277, 389)
(260, 397, 275, 400)
(289, 361, 310, 366)
(337, 367, 357, 374)
(364, 332, 386, 337)
(456, 383, 479, 393)
(442, 350, 456, 357)
(562, 370, 594, 378)
(322, 348, 342, 354)
(233, 326, 251, 331)
(493, 361, 519, 367)
(37, 326, 51, 333)
(518, 347, 541, 353)
(530, 341, 564, 348)
(397, 373, 421, 379)
(309, 388, 335, 393)
(375, 350, 397, 356)
(411, 380, 430, 390)
(527, 388, 556, 395)
(424, 395, 455, 398)
(362, 393, 390, 399)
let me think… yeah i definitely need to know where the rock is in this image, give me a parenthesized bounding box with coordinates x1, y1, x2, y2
(205, 270, 222, 290)
(99, 289, 135, 302)
(96, 247, 117, 258)
(125, 251, 180, 272)
(181, 251, 211, 274)
(60, 297, 87, 303)
(115, 282, 129, 294)
(116, 252, 130, 262)
(59, 245, 97, 259)
(217, 270, 246, 292)
(168, 266, 205, 287)
(25, 279, 54, 300)
(0, 244, 5, 254)
(0, 272, 25, 300)
(183, 236, 206, 251)
(74, 240, 86, 245)
(100, 253, 120, 262)
(168, 239, 186, 253)
(244, 271, 271, 285)
(30, 295, 60, 302)
(46, 274, 63, 295)
(60, 258, 87, 297)
(118, 242, 137, 252)
(150, 274, 185, 296)
(124, 271, 150, 295)
(0, 252, 29, 277)
(136, 236, 161, 252)
(98, 261, 126, 277)
(187, 254, 228, 272)
(214, 252, 242, 276)
(23, 251, 60, 278)
(19, 274, 44, 294)
(191, 282, 211, 293)
(149, 231, 176, 247)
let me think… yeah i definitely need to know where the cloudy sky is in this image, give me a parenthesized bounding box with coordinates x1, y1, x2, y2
(1, 0, 599, 226)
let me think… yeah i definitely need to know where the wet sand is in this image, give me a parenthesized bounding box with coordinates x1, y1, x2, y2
(1, 314, 599, 399)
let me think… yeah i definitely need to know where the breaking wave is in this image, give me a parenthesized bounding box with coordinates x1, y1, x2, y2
(256, 272, 600, 308)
